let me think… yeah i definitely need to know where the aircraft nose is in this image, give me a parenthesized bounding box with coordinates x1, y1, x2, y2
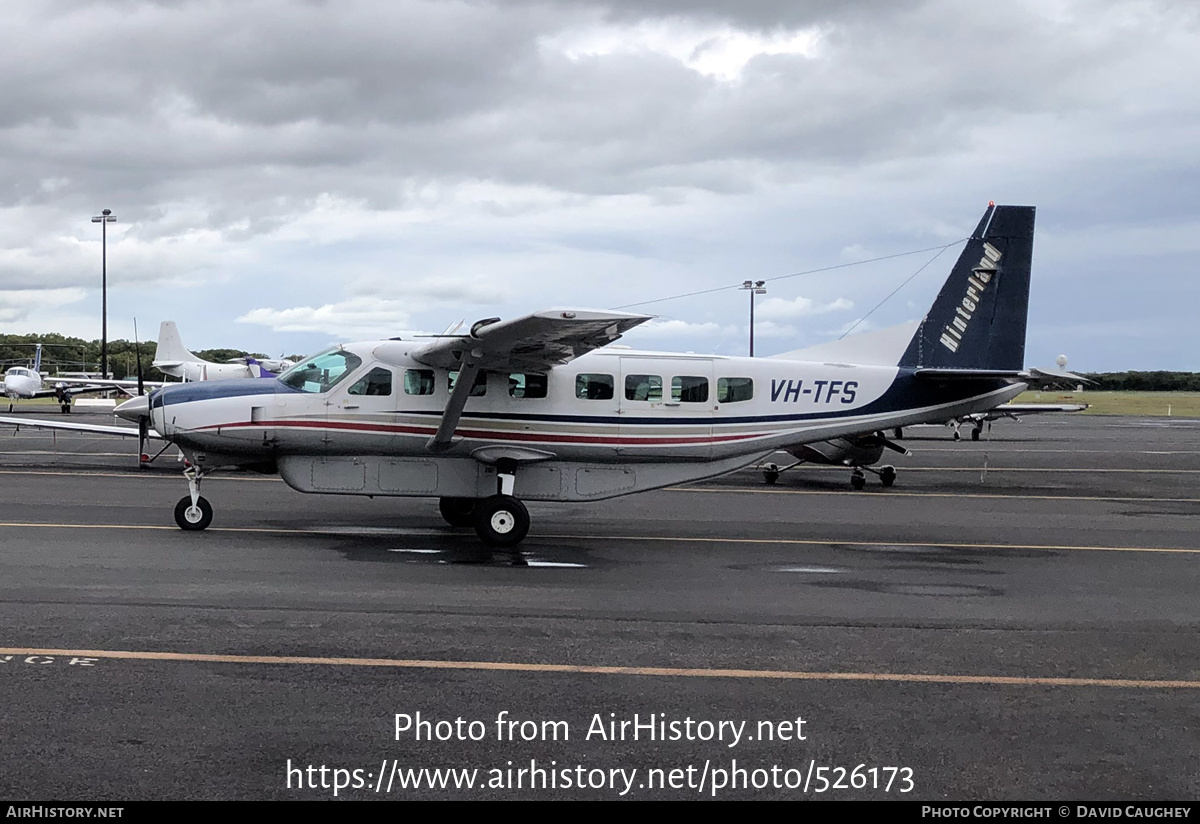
(114, 394, 150, 422)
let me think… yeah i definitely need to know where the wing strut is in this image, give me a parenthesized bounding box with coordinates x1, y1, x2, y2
(425, 354, 481, 453)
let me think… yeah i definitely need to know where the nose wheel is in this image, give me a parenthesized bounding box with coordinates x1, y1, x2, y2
(174, 496, 213, 530)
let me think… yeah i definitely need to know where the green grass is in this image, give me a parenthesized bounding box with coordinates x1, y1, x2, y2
(1014, 390, 1200, 417)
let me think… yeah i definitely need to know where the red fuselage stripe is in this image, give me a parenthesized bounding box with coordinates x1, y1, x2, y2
(193, 418, 764, 446)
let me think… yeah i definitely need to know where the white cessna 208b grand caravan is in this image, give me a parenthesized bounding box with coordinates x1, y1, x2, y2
(3, 204, 1058, 546)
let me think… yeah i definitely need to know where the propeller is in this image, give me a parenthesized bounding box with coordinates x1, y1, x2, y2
(859, 432, 913, 457)
(134, 320, 150, 466)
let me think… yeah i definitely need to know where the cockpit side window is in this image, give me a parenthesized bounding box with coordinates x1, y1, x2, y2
(347, 367, 393, 396)
(279, 348, 364, 393)
(404, 369, 435, 395)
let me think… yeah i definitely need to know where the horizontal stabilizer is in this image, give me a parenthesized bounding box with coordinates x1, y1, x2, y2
(1026, 367, 1094, 384)
(915, 366, 1092, 385)
(914, 368, 1027, 381)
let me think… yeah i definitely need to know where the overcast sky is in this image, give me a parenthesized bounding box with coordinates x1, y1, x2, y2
(1, 0, 1196, 370)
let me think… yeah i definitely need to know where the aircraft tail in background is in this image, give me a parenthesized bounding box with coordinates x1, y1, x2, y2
(153, 321, 199, 369)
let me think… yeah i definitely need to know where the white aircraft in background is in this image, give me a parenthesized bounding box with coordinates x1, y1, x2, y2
(2, 344, 164, 413)
(0, 204, 1070, 546)
(153, 321, 295, 381)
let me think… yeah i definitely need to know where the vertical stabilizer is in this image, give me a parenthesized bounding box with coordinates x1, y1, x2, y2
(33, 343, 42, 374)
(898, 204, 1035, 370)
(153, 321, 198, 365)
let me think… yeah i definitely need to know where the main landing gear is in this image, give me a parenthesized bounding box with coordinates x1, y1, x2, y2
(438, 462, 531, 547)
(761, 461, 897, 490)
(173, 465, 213, 531)
(952, 422, 985, 441)
(438, 495, 531, 546)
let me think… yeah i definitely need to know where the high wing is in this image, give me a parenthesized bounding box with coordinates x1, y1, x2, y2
(51, 376, 171, 391)
(411, 309, 652, 372)
(411, 309, 651, 453)
(0, 415, 163, 439)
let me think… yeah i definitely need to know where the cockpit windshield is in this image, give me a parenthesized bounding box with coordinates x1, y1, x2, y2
(278, 347, 363, 394)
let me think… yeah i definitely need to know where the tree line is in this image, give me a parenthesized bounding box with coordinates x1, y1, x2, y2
(1080, 372, 1200, 392)
(0, 333, 279, 380)
(4, 333, 1199, 390)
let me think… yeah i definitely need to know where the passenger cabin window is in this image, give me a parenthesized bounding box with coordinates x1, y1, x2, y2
(624, 374, 662, 402)
(448, 370, 487, 397)
(509, 373, 548, 399)
(404, 369, 435, 395)
(672, 376, 709, 403)
(348, 367, 393, 396)
(576, 373, 614, 400)
(717, 377, 754, 403)
(279, 348, 363, 393)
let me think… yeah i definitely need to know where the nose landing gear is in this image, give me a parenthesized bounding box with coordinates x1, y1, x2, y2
(173, 465, 213, 531)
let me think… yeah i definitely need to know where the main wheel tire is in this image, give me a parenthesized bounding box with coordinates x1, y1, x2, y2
(880, 466, 897, 487)
(438, 497, 479, 527)
(473, 495, 530, 547)
(763, 465, 780, 485)
(971, 428, 981, 441)
(850, 474, 866, 491)
(174, 495, 213, 531)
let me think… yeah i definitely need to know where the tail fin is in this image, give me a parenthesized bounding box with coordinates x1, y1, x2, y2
(33, 343, 42, 374)
(153, 321, 198, 365)
(897, 204, 1035, 370)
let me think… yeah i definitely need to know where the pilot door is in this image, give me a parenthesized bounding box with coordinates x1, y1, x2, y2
(326, 364, 401, 453)
(618, 357, 714, 459)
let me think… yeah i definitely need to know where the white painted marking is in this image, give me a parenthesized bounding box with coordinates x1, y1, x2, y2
(310, 526, 434, 536)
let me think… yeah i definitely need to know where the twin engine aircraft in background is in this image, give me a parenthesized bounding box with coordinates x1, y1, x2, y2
(933, 401, 1089, 442)
(153, 321, 294, 381)
(0, 204, 1074, 546)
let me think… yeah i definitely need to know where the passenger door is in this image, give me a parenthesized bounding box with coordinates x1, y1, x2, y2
(618, 357, 714, 458)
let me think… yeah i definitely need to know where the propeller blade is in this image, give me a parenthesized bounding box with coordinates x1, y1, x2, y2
(138, 417, 149, 466)
(879, 436, 912, 457)
(862, 432, 912, 457)
(133, 319, 145, 396)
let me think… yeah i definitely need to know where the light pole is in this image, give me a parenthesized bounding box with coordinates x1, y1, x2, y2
(91, 208, 116, 377)
(740, 279, 766, 356)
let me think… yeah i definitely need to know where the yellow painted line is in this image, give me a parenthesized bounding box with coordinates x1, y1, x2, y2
(2, 646, 1198, 689)
(775, 466, 1200, 474)
(0, 521, 1197, 554)
(673, 487, 1200, 504)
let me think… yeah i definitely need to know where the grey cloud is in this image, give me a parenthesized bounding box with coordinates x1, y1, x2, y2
(6, 0, 1189, 229)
